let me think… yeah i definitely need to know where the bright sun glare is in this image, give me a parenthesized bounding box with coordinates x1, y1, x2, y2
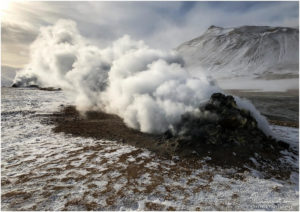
(0, 0, 11, 15)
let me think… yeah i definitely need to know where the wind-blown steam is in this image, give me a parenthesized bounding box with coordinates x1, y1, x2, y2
(13, 19, 271, 135)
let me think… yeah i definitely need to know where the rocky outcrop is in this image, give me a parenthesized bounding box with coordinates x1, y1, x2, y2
(163, 93, 290, 161)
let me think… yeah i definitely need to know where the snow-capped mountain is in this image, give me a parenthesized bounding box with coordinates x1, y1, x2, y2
(177, 25, 299, 80)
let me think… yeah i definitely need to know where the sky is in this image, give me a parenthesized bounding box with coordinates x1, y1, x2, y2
(1, 1, 299, 71)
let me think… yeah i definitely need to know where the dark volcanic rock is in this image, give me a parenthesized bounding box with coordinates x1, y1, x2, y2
(12, 83, 39, 88)
(39, 87, 62, 91)
(11, 83, 61, 91)
(165, 93, 290, 161)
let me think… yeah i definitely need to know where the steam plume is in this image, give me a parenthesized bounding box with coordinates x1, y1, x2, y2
(13, 19, 271, 135)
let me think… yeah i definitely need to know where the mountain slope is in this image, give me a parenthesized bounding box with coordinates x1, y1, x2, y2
(1, 66, 18, 87)
(177, 25, 299, 80)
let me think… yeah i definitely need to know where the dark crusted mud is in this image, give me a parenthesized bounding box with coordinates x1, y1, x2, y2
(46, 93, 296, 179)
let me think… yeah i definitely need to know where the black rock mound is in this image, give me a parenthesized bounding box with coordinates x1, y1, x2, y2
(12, 83, 61, 91)
(163, 93, 290, 166)
(12, 83, 39, 88)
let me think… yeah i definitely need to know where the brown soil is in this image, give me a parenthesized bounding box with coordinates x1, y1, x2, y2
(49, 106, 167, 156)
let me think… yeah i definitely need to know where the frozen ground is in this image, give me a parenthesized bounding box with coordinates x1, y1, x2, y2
(1, 87, 299, 210)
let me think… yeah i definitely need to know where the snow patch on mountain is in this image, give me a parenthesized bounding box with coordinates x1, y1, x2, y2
(177, 25, 299, 81)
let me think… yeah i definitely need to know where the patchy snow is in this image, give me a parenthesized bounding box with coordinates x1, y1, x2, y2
(271, 125, 299, 151)
(1, 87, 299, 210)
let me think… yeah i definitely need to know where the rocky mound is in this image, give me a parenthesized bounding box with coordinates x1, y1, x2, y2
(171, 93, 287, 145)
(161, 93, 291, 166)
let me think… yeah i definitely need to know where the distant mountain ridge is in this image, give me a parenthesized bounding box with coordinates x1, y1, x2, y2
(177, 25, 299, 80)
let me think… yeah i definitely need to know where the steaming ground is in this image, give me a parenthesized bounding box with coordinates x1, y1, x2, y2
(13, 19, 270, 135)
(1, 87, 299, 210)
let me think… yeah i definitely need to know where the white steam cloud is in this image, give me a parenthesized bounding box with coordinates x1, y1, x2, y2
(13, 19, 271, 135)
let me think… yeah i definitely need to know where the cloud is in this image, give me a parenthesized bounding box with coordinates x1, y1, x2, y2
(2, 1, 298, 70)
(1, 21, 38, 44)
(3, 1, 299, 48)
(1, 21, 38, 68)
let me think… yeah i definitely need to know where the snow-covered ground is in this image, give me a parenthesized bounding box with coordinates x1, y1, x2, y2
(1, 87, 299, 210)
